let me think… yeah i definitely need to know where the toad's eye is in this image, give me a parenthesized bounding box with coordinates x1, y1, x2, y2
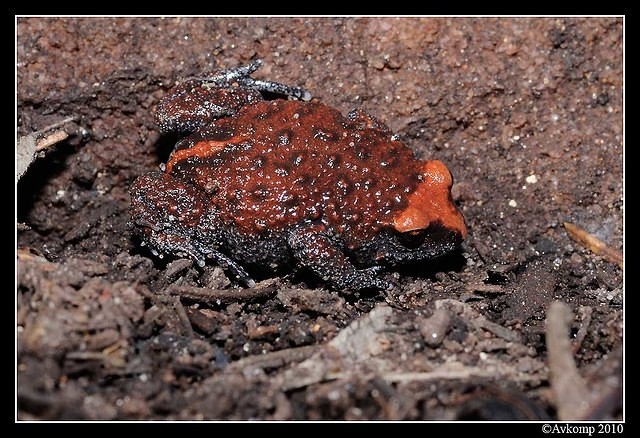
(396, 229, 426, 248)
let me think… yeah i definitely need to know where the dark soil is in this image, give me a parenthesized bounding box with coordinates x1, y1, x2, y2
(16, 17, 624, 422)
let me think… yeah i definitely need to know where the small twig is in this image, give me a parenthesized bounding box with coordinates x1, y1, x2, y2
(65, 339, 128, 368)
(436, 299, 522, 343)
(546, 301, 592, 420)
(135, 286, 194, 337)
(572, 305, 592, 354)
(167, 284, 277, 304)
(37, 116, 78, 137)
(226, 345, 319, 374)
(474, 318, 522, 343)
(170, 295, 195, 338)
(465, 283, 508, 295)
(564, 222, 623, 269)
(36, 129, 69, 151)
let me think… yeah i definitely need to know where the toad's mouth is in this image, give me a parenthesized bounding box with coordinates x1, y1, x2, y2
(395, 221, 465, 249)
(361, 221, 465, 266)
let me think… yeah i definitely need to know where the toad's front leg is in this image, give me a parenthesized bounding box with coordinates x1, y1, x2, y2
(287, 222, 391, 292)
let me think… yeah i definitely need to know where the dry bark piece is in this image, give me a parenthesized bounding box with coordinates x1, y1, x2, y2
(16, 116, 78, 182)
(564, 222, 623, 269)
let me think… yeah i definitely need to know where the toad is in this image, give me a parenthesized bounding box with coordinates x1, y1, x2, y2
(129, 59, 466, 291)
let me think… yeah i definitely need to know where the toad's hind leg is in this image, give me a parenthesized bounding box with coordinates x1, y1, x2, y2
(155, 59, 311, 133)
(242, 76, 312, 102)
(196, 59, 312, 102)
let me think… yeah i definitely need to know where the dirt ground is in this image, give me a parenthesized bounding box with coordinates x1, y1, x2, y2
(16, 17, 624, 422)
